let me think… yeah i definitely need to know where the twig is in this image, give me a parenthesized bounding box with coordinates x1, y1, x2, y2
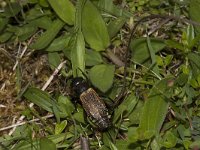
(42, 60, 66, 91)
(0, 104, 6, 108)
(13, 38, 33, 71)
(148, 17, 172, 35)
(8, 61, 66, 135)
(105, 50, 125, 67)
(0, 114, 54, 132)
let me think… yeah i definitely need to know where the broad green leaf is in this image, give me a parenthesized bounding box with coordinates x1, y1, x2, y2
(131, 38, 166, 64)
(108, 17, 126, 39)
(85, 50, 103, 66)
(57, 95, 75, 117)
(30, 16, 52, 30)
(82, 0, 110, 51)
(189, 0, 200, 34)
(89, 64, 115, 92)
(23, 88, 67, 119)
(39, 0, 49, 7)
(48, 52, 61, 70)
(46, 34, 70, 52)
(7, 25, 37, 41)
(0, 18, 8, 33)
(137, 78, 173, 140)
(30, 19, 65, 50)
(55, 120, 67, 134)
(23, 87, 54, 112)
(73, 107, 85, 124)
(162, 131, 177, 148)
(70, 31, 85, 77)
(0, 32, 13, 43)
(47, 0, 75, 25)
(40, 138, 56, 150)
(128, 100, 144, 125)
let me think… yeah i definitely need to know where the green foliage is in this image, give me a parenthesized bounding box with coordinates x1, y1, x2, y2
(189, 0, 200, 34)
(89, 64, 115, 92)
(30, 19, 65, 50)
(82, 0, 110, 51)
(47, 0, 75, 25)
(131, 38, 166, 64)
(40, 138, 56, 150)
(1, 0, 200, 149)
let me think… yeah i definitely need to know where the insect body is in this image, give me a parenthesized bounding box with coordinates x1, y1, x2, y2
(71, 77, 111, 131)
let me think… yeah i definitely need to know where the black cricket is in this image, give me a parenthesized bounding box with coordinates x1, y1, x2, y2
(71, 77, 111, 131)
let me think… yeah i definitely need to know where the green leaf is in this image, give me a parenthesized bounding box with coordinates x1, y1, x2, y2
(0, 18, 8, 33)
(189, 0, 200, 34)
(40, 138, 56, 150)
(188, 52, 200, 70)
(47, 0, 75, 25)
(190, 140, 200, 149)
(57, 95, 75, 117)
(89, 64, 115, 92)
(23, 87, 54, 112)
(30, 19, 65, 50)
(115, 140, 133, 150)
(147, 36, 161, 78)
(137, 78, 173, 140)
(113, 93, 137, 124)
(55, 120, 67, 134)
(70, 31, 85, 77)
(73, 108, 85, 124)
(109, 141, 118, 150)
(85, 50, 103, 66)
(3, 2, 21, 17)
(13, 133, 73, 150)
(131, 38, 166, 64)
(97, 0, 132, 18)
(7, 24, 37, 41)
(48, 52, 61, 70)
(23, 88, 69, 119)
(46, 34, 70, 52)
(82, 0, 110, 51)
(165, 40, 185, 51)
(39, 0, 49, 7)
(188, 52, 200, 77)
(162, 131, 177, 148)
(186, 25, 195, 48)
(26, 6, 51, 21)
(108, 17, 126, 39)
(30, 16, 53, 30)
(0, 32, 13, 43)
